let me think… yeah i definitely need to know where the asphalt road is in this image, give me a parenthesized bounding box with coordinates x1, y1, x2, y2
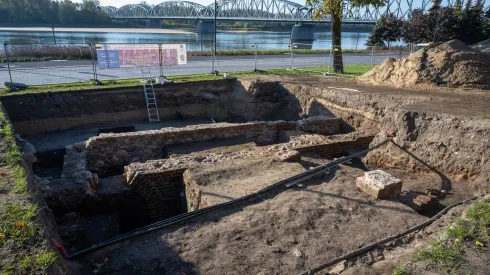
(1, 53, 403, 86)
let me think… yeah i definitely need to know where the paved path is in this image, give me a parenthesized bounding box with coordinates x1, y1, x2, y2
(1, 53, 404, 86)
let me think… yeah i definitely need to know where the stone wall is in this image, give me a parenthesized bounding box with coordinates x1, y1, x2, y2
(297, 116, 341, 135)
(85, 121, 297, 174)
(183, 170, 201, 212)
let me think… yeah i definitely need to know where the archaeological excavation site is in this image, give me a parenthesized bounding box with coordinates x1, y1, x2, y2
(1, 41, 489, 274)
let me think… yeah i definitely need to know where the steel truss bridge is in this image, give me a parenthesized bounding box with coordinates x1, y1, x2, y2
(101, 0, 456, 23)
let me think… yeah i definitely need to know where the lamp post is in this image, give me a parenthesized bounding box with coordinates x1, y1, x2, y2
(214, 0, 217, 54)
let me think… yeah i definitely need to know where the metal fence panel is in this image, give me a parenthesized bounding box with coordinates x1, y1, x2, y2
(1, 41, 412, 88)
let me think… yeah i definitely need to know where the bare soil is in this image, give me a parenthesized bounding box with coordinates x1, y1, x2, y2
(187, 156, 308, 207)
(356, 40, 490, 90)
(76, 149, 476, 274)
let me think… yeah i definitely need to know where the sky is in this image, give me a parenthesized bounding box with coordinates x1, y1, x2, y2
(72, 0, 306, 7)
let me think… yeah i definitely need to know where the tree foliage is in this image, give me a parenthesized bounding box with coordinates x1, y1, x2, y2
(403, 9, 430, 44)
(403, 0, 489, 45)
(366, 13, 403, 47)
(306, 0, 385, 73)
(0, 0, 111, 25)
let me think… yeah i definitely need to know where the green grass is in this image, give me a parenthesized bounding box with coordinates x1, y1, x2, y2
(0, 204, 39, 244)
(0, 103, 59, 274)
(414, 240, 465, 271)
(1, 64, 371, 95)
(392, 265, 410, 275)
(34, 251, 58, 270)
(482, 114, 490, 119)
(414, 197, 490, 272)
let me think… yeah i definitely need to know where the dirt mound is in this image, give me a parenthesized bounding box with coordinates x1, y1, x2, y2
(472, 38, 490, 54)
(356, 39, 490, 90)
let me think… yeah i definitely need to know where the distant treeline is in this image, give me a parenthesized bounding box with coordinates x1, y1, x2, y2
(0, 0, 116, 25)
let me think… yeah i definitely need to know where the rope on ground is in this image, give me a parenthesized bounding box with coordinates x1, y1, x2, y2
(299, 195, 482, 275)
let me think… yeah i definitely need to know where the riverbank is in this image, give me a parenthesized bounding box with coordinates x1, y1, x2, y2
(1, 47, 385, 63)
(0, 27, 194, 34)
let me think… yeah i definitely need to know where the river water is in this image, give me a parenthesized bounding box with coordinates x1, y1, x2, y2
(0, 29, 371, 50)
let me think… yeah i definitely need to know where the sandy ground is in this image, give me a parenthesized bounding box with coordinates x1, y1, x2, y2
(0, 27, 193, 34)
(76, 150, 464, 274)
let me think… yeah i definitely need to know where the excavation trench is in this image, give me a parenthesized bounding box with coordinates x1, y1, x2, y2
(2, 77, 487, 274)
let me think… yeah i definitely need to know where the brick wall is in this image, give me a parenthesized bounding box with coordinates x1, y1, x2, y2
(297, 117, 341, 135)
(295, 136, 375, 158)
(130, 168, 187, 220)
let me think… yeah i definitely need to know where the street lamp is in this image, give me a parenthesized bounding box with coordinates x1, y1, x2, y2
(214, 0, 217, 53)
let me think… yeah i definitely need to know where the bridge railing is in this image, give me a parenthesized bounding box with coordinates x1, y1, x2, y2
(2, 41, 410, 88)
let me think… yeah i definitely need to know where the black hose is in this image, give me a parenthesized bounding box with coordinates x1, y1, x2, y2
(67, 138, 392, 260)
(299, 195, 481, 275)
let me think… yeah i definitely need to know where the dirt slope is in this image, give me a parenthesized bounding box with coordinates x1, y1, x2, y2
(356, 40, 490, 90)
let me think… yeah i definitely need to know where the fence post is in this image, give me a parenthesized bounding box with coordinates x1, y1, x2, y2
(211, 49, 215, 74)
(253, 42, 258, 72)
(90, 42, 98, 81)
(328, 44, 333, 74)
(288, 43, 294, 70)
(370, 46, 375, 69)
(52, 24, 57, 45)
(355, 29, 360, 51)
(4, 43, 13, 84)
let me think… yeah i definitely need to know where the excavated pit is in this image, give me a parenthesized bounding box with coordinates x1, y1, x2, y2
(2, 76, 489, 274)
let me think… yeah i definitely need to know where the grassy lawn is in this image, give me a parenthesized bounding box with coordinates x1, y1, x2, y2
(1, 64, 371, 96)
(0, 107, 58, 274)
(403, 197, 490, 274)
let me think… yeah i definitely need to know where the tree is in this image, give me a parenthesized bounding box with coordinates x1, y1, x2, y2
(366, 13, 403, 48)
(459, 0, 487, 44)
(307, 0, 385, 73)
(58, 0, 78, 25)
(403, 9, 430, 44)
(428, 6, 459, 42)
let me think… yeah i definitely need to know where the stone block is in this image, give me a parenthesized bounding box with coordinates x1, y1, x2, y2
(356, 170, 402, 199)
(275, 150, 301, 162)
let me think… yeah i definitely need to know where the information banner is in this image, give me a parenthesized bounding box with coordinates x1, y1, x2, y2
(96, 44, 187, 69)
